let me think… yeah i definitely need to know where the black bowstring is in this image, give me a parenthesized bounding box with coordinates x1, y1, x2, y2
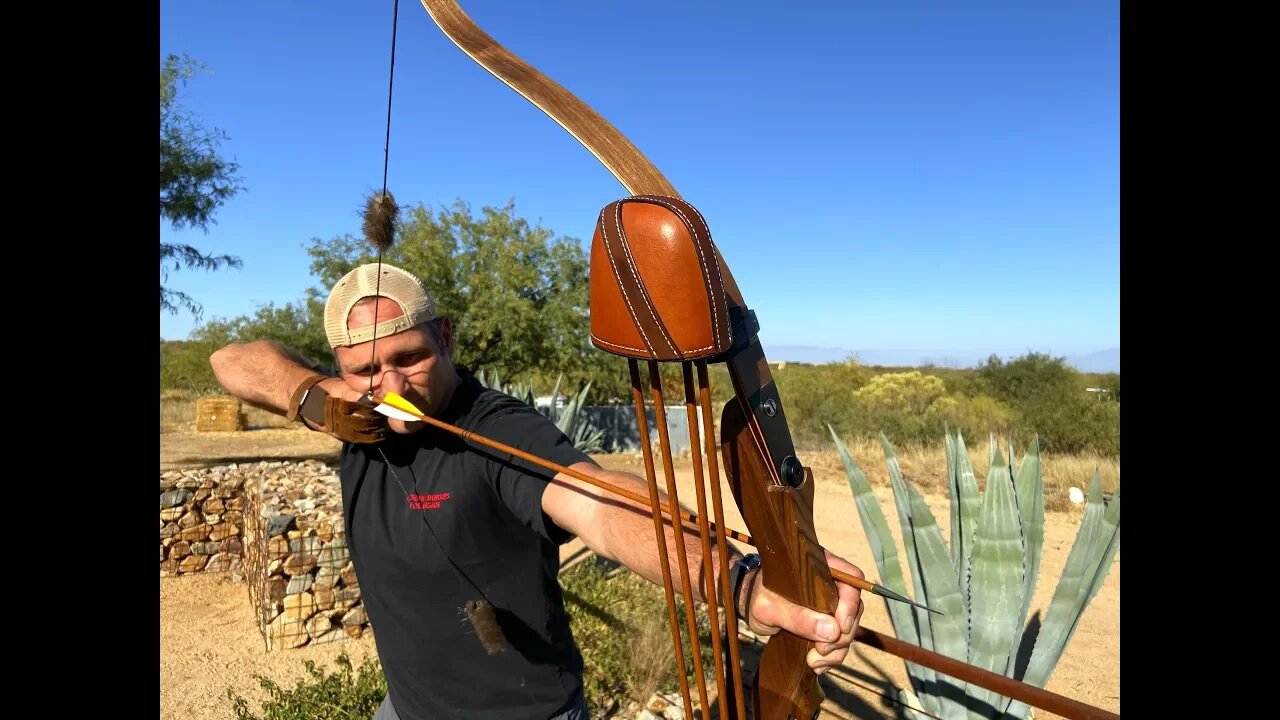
(367, 0, 401, 401)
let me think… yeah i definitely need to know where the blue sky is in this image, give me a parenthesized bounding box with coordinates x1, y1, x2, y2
(159, 1, 1118, 364)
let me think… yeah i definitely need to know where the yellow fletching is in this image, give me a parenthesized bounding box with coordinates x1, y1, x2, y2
(380, 391, 425, 418)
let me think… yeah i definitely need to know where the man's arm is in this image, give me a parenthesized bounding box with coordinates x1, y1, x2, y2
(209, 340, 340, 416)
(543, 463, 864, 673)
(209, 340, 388, 445)
(545, 463, 737, 604)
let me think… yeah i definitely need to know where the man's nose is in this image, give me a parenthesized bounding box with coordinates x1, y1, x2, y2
(378, 369, 409, 395)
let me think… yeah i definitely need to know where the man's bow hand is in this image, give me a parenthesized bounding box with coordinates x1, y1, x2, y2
(741, 550, 865, 675)
(289, 374, 389, 444)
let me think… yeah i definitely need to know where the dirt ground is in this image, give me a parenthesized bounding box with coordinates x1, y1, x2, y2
(160, 429, 1119, 719)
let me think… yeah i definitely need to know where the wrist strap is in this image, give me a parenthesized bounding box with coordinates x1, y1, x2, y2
(726, 552, 761, 617)
(286, 374, 329, 422)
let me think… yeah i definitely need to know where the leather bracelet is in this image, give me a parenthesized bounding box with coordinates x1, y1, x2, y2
(286, 374, 329, 422)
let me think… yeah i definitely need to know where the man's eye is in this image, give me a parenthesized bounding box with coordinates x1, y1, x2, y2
(398, 353, 428, 367)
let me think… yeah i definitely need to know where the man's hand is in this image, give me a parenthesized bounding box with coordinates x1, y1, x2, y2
(741, 550, 864, 674)
(290, 375, 389, 444)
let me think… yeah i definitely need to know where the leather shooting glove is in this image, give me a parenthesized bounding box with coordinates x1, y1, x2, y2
(287, 374, 388, 444)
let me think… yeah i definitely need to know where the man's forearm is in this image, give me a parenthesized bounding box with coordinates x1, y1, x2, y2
(590, 470, 744, 607)
(209, 340, 330, 416)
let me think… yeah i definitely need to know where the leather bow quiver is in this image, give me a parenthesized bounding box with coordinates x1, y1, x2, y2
(589, 194, 838, 720)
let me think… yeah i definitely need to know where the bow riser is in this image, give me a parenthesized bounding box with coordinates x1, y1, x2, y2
(721, 399, 838, 720)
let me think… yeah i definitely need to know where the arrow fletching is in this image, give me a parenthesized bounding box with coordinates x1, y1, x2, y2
(372, 391, 426, 422)
(374, 403, 423, 423)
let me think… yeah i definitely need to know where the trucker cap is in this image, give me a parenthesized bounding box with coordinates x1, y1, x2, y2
(323, 263, 437, 348)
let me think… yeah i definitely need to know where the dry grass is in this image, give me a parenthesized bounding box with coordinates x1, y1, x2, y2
(803, 436, 1120, 512)
(161, 391, 291, 434)
(623, 611, 677, 706)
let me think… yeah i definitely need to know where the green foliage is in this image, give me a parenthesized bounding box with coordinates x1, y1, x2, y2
(159, 339, 225, 393)
(226, 652, 387, 720)
(771, 353, 1117, 456)
(160, 53, 245, 319)
(159, 303, 332, 394)
(305, 200, 598, 383)
(193, 302, 332, 366)
(977, 353, 1118, 455)
(773, 361, 870, 446)
(927, 393, 1015, 438)
(832, 428, 1120, 719)
(1097, 374, 1120, 402)
(853, 370, 946, 414)
(560, 557, 715, 716)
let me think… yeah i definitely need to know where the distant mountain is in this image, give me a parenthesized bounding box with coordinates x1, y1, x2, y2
(767, 345, 856, 364)
(1065, 348, 1120, 374)
(765, 345, 1120, 373)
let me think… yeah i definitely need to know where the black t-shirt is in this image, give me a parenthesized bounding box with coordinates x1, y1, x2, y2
(338, 370, 593, 720)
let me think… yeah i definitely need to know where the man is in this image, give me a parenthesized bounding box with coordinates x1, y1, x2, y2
(210, 263, 865, 720)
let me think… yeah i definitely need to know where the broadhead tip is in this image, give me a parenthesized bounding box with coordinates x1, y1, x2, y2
(872, 583, 944, 615)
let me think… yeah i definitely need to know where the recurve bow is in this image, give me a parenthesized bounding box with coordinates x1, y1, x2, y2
(416, 2, 834, 717)
(409, 6, 1119, 720)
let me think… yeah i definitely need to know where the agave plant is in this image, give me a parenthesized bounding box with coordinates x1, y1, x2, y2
(474, 369, 607, 454)
(551, 379, 608, 454)
(829, 427, 1120, 719)
(473, 368, 536, 407)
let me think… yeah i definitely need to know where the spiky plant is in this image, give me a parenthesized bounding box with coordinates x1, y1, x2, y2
(474, 369, 606, 454)
(830, 427, 1119, 719)
(552, 380, 607, 454)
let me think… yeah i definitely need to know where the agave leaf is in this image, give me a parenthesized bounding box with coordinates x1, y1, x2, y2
(902, 479, 968, 638)
(882, 433, 964, 716)
(988, 433, 998, 475)
(550, 374, 563, 418)
(947, 430, 960, 573)
(1084, 487, 1120, 607)
(954, 431, 981, 614)
(831, 427, 930, 695)
(570, 421, 607, 454)
(1015, 472, 1119, 702)
(555, 383, 586, 436)
(554, 382, 606, 454)
(966, 445, 1025, 712)
(1008, 437, 1044, 676)
(901, 475, 971, 719)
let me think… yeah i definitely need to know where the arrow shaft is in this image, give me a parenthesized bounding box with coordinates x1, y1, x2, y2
(400, 399, 873, 591)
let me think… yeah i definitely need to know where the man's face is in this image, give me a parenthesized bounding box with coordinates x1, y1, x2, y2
(333, 297, 457, 434)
